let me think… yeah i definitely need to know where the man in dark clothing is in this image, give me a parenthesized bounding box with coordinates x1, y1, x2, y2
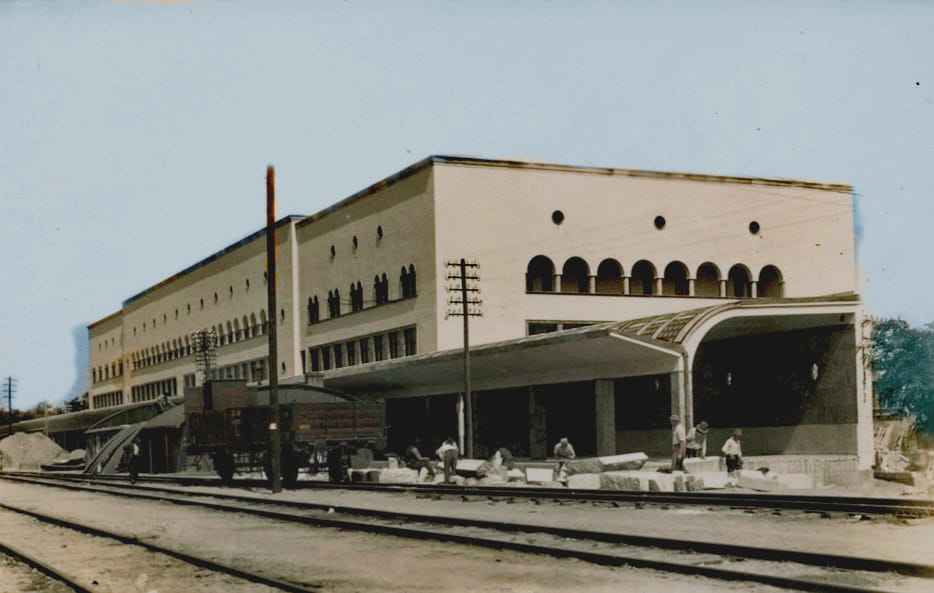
(327, 442, 350, 483)
(404, 438, 436, 481)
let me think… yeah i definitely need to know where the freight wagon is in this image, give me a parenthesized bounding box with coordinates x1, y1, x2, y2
(185, 380, 386, 484)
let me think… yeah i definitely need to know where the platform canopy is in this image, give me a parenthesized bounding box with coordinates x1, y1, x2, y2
(322, 295, 862, 399)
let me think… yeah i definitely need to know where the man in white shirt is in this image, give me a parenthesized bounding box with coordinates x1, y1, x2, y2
(721, 429, 743, 475)
(670, 415, 686, 471)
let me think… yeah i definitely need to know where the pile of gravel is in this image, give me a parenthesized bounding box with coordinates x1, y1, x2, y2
(0, 432, 65, 470)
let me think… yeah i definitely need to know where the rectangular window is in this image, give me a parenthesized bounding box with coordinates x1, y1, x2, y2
(373, 335, 384, 361)
(322, 346, 331, 370)
(388, 331, 400, 359)
(359, 339, 370, 364)
(300, 351, 306, 374)
(310, 348, 320, 372)
(527, 322, 559, 335)
(334, 343, 344, 368)
(346, 342, 356, 366)
(404, 328, 417, 356)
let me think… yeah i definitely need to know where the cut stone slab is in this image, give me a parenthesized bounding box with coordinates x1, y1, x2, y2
(599, 472, 646, 491)
(682, 456, 721, 473)
(376, 468, 420, 484)
(455, 459, 485, 477)
(689, 472, 732, 489)
(567, 473, 601, 489)
(598, 452, 649, 472)
(566, 452, 649, 475)
(685, 475, 705, 491)
(737, 473, 786, 492)
(525, 467, 555, 484)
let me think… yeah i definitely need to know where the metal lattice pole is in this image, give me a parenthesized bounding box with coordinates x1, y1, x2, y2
(445, 259, 482, 458)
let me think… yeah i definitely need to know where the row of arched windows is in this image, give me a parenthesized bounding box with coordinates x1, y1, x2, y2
(130, 310, 269, 371)
(92, 361, 124, 384)
(526, 256, 784, 298)
(309, 264, 416, 325)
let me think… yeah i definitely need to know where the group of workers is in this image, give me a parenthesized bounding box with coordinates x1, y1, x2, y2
(670, 415, 744, 474)
(404, 437, 460, 482)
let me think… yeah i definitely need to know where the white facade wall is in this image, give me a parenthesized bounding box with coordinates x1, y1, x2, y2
(88, 157, 856, 409)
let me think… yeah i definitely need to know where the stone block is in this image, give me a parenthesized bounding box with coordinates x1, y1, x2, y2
(350, 469, 367, 482)
(737, 474, 786, 492)
(376, 468, 420, 484)
(685, 475, 705, 491)
(682, 456, 721, 474)
(690, 472, 731, 489)
(525, 467, 555, 484)
(567, 473, 602, 489)
(506, 468, 526, 482)
(599, 472, 646, 491)
(365, 469, 381, 482)
(775, 473, 815, 490)
(673, 474, 686, 492)
(455, 459, 485, 477)
(565, 457, 603, 475)
(598, 452, 649, 472)
(648, 473, 675, 492)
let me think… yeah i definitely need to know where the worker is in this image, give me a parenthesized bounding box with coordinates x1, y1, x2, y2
(686, 420, 709, 459)
(553, 437, 576, 481)
(670, 415, 686, 471)
(721, 429, 743, 475)
(404, 438, 436, 481)
(327, 441, 350, 483)
(127, 437, 141, 483)
(435, 437, 459, 483)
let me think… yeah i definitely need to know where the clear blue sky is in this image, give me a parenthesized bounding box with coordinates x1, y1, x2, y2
(1, 1, 931, 410)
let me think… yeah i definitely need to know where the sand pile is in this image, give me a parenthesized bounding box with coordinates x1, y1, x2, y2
(0, 432, 65, 470)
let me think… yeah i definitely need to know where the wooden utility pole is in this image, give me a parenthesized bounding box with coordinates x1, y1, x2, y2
(266, 166, 281, 493)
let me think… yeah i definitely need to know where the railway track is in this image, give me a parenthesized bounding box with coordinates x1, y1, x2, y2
(15, 470, 934, 517)
(3, 472, 932, 593)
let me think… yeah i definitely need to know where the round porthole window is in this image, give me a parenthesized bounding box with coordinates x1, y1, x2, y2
(552, 210, 565, 225)
(749, 221, 761, 234)
(654, 216, 666, 230)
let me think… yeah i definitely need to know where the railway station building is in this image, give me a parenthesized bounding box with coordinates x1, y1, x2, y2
(87, 155, 873, 469)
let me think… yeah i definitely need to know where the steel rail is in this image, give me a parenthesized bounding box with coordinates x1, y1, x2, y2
(23, 471, 934, 517)
(3, 473, 931, 593)
(0, 537, 94, 593)
(0, 499, 327, 593)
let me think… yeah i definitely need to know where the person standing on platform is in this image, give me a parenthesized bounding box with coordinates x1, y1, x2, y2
(670, 415, 686, 471)
(553, 437, 576, 481)
(686, 421, 709, 459)
(722, 429, 744, 475)
(436, 437, 459, 483)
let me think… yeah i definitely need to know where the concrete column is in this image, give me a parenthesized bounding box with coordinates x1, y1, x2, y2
(655, 277, 663, 295)
(528, 387, 548, 460)
(719, 279, 727, 298)
(688, 278, 695, 297)
(622, 276, 630, 295)
(553, 274, 562, 293)
(750, 280, 758, 298)
(588, 275, 596, 294)
(594, 380, 616, 456)
(670, 370, 685, 421)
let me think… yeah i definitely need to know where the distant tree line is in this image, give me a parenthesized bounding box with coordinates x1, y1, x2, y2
(872, 318, 934, 434)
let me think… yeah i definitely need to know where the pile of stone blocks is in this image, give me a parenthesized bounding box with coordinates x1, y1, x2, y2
(734, 469, 815, 492)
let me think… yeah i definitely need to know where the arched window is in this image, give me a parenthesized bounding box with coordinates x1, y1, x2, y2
(328, 289, 341, 317)
(250, 313, 258, 337)
(184, 336, 191, 356)
(596, 259, 623, 293)
(758, 265, 784, 297)
(92, 369, 97, 383)
(630, 260, 656, 295)
(662, 261, 689, 296)
(242, 315, 250, 339)
(259, 310, 268, 335)
(308, 296, 320, 323)
(233, 319, 241, 342)
(728, 265, 752, 297)
(226, 321, 234, 343)
(561, 257, 590, 293)
(401, 264, 417, 298)
(380, 273, 389, 303)
(408, 264, 416, 297)
(526, 255, 555, 292)
(695, 262, 720, 297)
(400, 267, 408, 299)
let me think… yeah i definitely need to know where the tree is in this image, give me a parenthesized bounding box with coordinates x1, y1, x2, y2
(65, 393, 88, 413)
(872, 318, 934, 434)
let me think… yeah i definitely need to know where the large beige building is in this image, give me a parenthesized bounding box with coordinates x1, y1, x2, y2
(88, 156, 871, 466)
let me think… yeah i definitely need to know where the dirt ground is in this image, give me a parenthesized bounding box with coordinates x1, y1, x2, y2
(0, 479, 838, 593)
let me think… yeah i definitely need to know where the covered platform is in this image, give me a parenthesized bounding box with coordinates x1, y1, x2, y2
(323, 296, 872, 468)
